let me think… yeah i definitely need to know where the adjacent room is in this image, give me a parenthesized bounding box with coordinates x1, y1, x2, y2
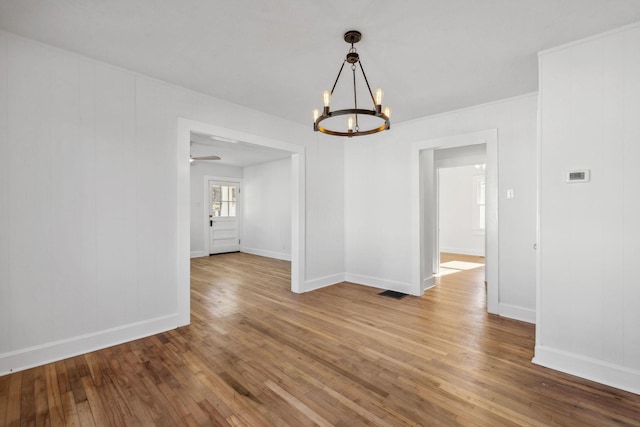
(1, 1, 640, 425)
(435, 144, 488, 281)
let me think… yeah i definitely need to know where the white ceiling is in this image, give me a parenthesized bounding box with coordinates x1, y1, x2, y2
(190, 132, 291, 168)
(2, 0, 640, 128)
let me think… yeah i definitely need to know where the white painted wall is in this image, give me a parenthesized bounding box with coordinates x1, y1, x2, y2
(0, 31, 345, 374)
(304, 135, 347, 290)
(535, 23, 640, 394)
(242, 158, 292, 260)
(439, 165, 486, 256)
(345, 93, 538, 323)
(189, 163, 243, 257)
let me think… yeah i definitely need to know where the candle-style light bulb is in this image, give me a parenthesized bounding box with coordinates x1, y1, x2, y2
(375, 88, 384, 106)
(313, 109, 320, 122)
(323, 90, 331, 107)
(383, 107, 392, 118)
(347, 116, 354, 131)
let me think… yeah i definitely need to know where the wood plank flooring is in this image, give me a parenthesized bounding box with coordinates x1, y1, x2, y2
(2, 252, 640, 426)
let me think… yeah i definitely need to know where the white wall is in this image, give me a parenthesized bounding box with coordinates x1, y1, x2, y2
(345, 93, 538, 322)
(0, 31, 345, 374)
(535, 23, 640, 394)
(242, 158, 292, 260)
(439, 165, 485, 256)
(190, 162, 243, 257)
(304, 135, 347, 290)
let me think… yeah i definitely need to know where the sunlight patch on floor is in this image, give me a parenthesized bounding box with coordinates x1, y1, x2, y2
(440, 260, 485, 271)
(436, 267, 462, 277)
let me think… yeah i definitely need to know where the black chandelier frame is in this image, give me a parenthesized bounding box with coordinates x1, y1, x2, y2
(313, 30, 391, 137)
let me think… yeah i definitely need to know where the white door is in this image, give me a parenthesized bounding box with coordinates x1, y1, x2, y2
(209, 180, 240, 254)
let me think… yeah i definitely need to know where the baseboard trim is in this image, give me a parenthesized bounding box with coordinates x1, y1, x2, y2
(533, 345, 640, 395)
(344, 273, 417, 296)
(241, 246, 291, 261)
(423, 275, 436, 292)
(498, 303, 536, 324)
(440, 247, 485, 257)
(304, 273, 345, 292)
(190, 251, 207, 258)
(0, 314, 180, 377)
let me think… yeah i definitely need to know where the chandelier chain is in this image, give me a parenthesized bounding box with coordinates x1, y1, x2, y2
(352, 65, 359, 129)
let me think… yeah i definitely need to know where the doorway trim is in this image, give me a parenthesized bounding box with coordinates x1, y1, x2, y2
(410, 129, 498, 314)
(177, 118, 306, 326)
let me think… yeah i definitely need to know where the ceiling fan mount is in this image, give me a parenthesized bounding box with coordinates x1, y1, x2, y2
(190, 141, 221, 162)
(190, 155, 221, 161)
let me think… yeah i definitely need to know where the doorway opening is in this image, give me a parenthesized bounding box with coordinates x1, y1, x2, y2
(411, 129, 498, 314)
(177, 118, 306, 327)
(435, 145, 487, 284)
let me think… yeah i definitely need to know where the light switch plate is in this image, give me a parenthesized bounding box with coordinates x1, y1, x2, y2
(566, 169, 590, 183)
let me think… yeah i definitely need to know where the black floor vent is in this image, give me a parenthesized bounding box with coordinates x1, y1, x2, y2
(378, 290, 409, 299)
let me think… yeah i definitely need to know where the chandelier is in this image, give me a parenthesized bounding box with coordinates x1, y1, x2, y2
(313, 30, 391, 137)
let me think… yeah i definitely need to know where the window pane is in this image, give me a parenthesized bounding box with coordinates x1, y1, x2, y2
(472, 175, 486, 231)
(211, 184, 238, 217)
(211, 186, 221, 205)
(477, 180, 486, 205)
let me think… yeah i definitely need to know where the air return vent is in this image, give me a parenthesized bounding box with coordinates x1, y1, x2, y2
(378, 290, 408, 299)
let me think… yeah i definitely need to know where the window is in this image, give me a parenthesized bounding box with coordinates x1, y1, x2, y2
(211, 185, 237, 217)
(473, 174, 485, 230)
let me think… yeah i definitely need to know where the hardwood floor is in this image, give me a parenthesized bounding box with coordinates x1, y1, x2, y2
(2, 252, 640, 426)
